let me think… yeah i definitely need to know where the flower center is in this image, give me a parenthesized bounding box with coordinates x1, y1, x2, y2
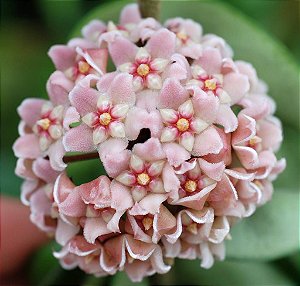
(176, 118, 190, 132)
(142, 217, 153, 231)
(36, 118, 51, 130)
(186, 222, 198, 234)
(137, 173, 150, 186)
(184, 180, 197, 193)
(137, 64, 150, 77)
(176, 32, 188, 42)
(78, 61, 90, 74)
(204, 79, 217, 91)
(99, 112, 112, 126)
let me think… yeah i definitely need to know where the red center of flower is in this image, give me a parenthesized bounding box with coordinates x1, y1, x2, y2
(198, 75, 221, 95)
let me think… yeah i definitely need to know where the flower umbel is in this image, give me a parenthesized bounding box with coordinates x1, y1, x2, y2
(13, 3, 285, 283)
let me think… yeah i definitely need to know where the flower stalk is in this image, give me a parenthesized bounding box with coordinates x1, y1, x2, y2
(137, 0, 161, 19)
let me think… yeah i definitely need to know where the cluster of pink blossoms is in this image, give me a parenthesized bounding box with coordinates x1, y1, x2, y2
(13, 4, 286, 282)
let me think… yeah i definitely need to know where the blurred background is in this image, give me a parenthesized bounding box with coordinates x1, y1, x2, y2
(1, 0, 299, 285)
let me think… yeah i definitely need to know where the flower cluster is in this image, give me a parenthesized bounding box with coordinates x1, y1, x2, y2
(13, 4, 285, 282)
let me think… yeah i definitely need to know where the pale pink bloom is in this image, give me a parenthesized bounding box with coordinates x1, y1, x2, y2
(63, 73, 135, 151)
(99, 4, 160, 46)
(14, 5, 286, 282)
(167, 159, 217, 210)
(165, 17, 203, 59)
(13, 99, 67, 170)
(48, 40, 108, 84)
(100, 234, 171, 281)
(115, 144, 167, 202)
(126, 194, 176, 243)
(201, 34, 233, 58)
(16, 158, 61, 233)
(187, 48, 250, 132)
(109, 28, 187, 92)
(159, 99, 210, 152)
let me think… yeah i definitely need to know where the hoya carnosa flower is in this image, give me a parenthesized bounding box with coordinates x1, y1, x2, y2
(14, 3, 286, 283)
(13, 99, 67, 171)
(109, 28, 188, 92)
(160, 99, 210, 151)
(165, 17, 203, 59)
(63, 73, 135, 152)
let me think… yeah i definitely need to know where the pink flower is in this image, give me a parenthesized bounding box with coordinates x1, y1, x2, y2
(165, 17, 203, 59)
(63, 73, 135, 152)
(13, 99, 66, 170)
(14, 3, 286, 282)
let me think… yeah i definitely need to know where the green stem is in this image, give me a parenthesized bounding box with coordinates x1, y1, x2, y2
(137, 0, 161, 20)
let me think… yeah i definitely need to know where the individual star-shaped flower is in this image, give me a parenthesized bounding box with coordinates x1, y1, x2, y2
(159, 99, 209, 151)
(108, 28, 188, 92)
(63, 73, 136, 152)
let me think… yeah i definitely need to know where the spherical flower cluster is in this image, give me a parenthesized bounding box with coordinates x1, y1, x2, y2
(13, 4, 286, 282)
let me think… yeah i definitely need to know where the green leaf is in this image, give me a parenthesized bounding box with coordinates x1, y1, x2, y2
(226, 190, 299, 260)
(160, 259, 296, 285)
(67, 157, 106, 186)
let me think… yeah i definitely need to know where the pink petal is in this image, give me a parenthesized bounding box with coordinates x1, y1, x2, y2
(146, 29, 176, 59)
(63, 124, 95, 152)
(53, 172, 75, 204)
(197, 48, 222, 74)
(190, 86, 219, 123)
(47, 139, 67, 171)
(47, 71, 73, 105)
(13, 134, 41, 159)
(162, 163, 180, 193)
(110, 180, 134, 211)
(223, 72, 250, 104)
(120, 4, 141, 25)
(163, 142, 190, 167)
(158, 78, 189, 109)
(130, 194, 167, 215)
(163, 53, 189, 80)
(69, 75, 99, 116)
(109, 36, 138, 66)
(150, 246, 171, 274)
(81, 20, 106, 41)
(32, 157, 60, 183)
(108, 73, 135, 105)
(58, 187, 86, 217)
(125, 108, 163, 140)
(79, 175, 111, 207)
(125, 260, 151, 283)
(98, 138, 131, 178)
(48, 45, 76, 70)
(234, 145, 259, 169)
(133, 138, 166, 162)
(83, 217, 111, 244)
(198, 159, 225, 181)
(63, 107, 80, 130)
(17, 98, 47, 127)
(203, 127, 232, 165)
(56, 219, 80, 246)
(125, 234, 156, 260)
(101, 235, 126, 273)
(135, 89, 160, 111)
(86, 48, 108, 74)
(15, 158, 36, 180)
(257, 117, 283, 151)
(173, 183, 216, 210)
(215, 104, 238, 133)
(192, 126, 223, 156)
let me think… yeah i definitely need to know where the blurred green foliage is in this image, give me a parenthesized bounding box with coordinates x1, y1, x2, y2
(1, 0, 299, 285)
